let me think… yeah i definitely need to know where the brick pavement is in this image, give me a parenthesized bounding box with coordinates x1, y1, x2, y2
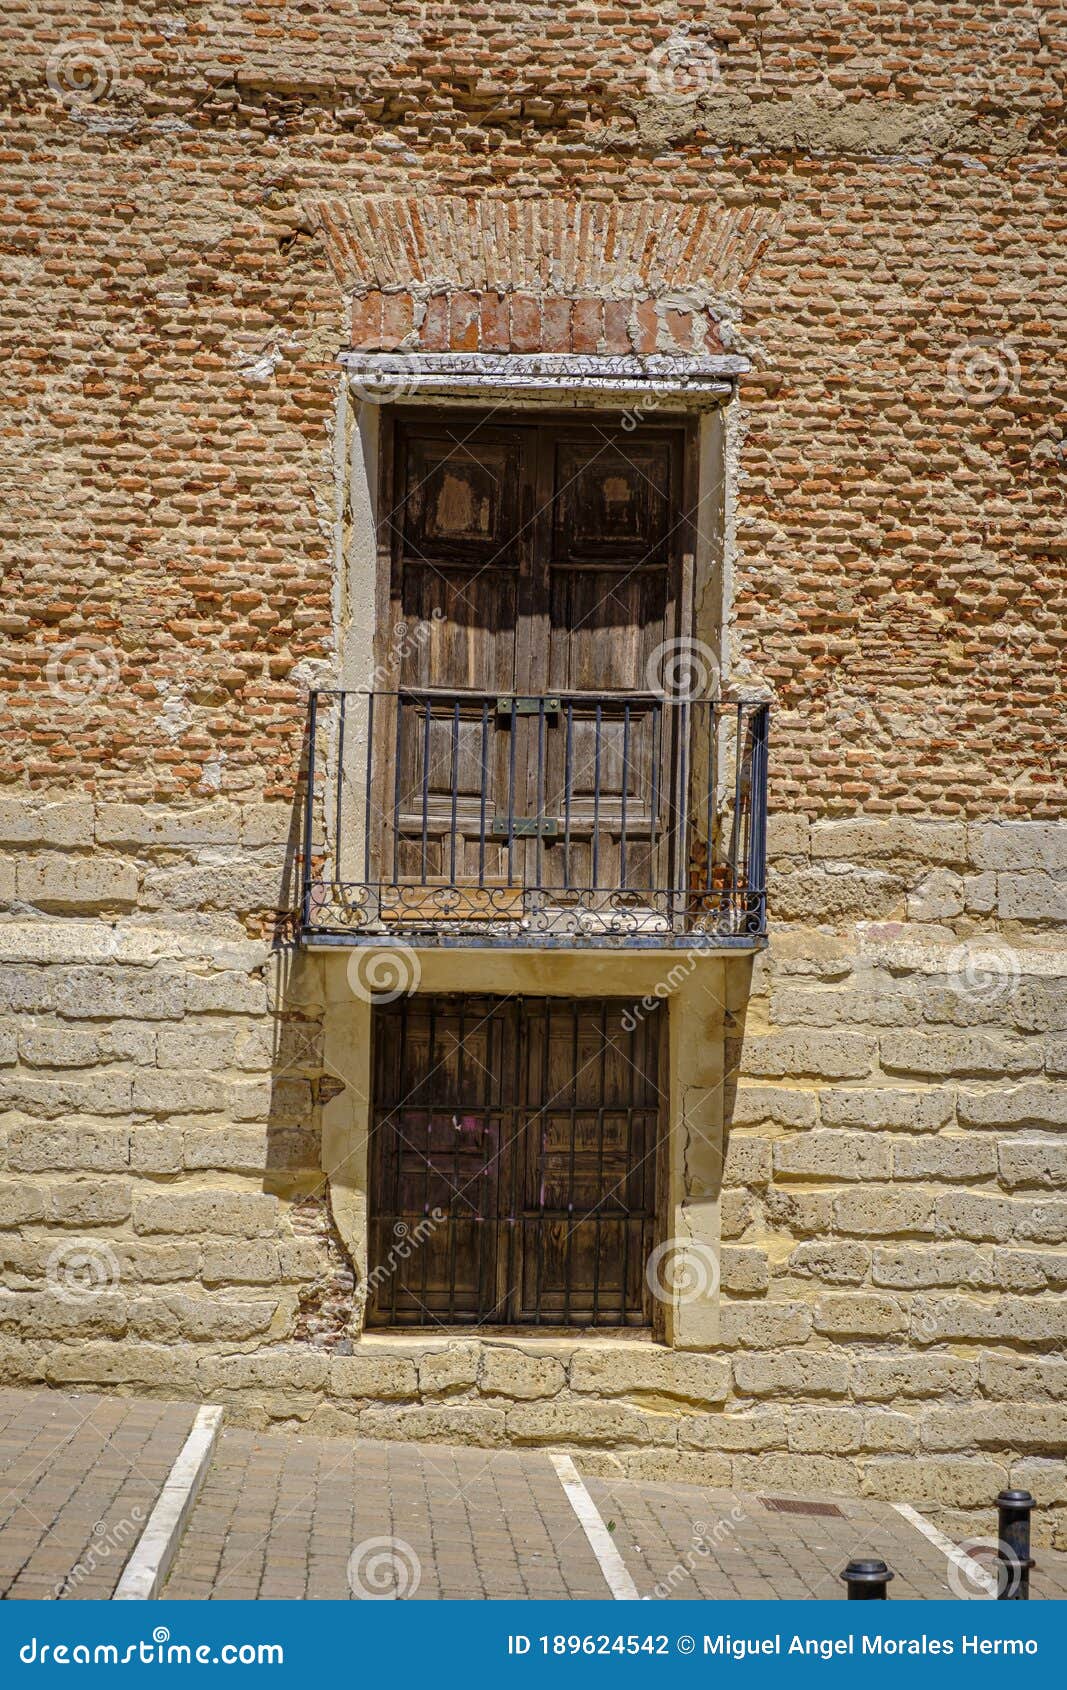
(0, 1387, 196, 1600)
(163, 1424, 1067, 1602)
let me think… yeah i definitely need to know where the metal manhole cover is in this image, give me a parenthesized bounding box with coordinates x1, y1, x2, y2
(761, 1496, 845, 1518)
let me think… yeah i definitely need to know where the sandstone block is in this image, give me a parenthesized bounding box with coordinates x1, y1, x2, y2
(922, 1404, 1067, 1453)
(980, 1356, 1067, 1402)
(892, 1136, 997, 1180)
(907, 871, 964, 921)
(0, 1290, 126, 1339)
(787, 1241, 870, 1285)
(911, 1295, 1067, 1345)
(998, 1138, 1067, 1188)
(569, 1347, 728, 1407)
(937, 1191, 1067, 1245)
(132, 1072, 227, 1115)
(720, 1246, 769, 1294)
(183, 1129, 271, 1174)
(872, 1244, 993, 1291)
(742, 1032, 875, 1080)
(880, 1032, 1039, 1078)
(733, 1350, 849, 1398)
(733, 1452, 859, 1493)
(184, 972, 268, 1015)
(201, 1243, 281, 1285)
(114, 1242, 200, 1283)
(200, 1350, 328, 1392)
(479, 1347, 566, 1400)
(718, 1302, 812, 1348)
(813, 1294, 906, 1338)
(833, 1187, 934, 1236)
(771, 868, 902, 923)
(7, 1125, 129, 1173)
(863, 1410, 920, 1453)
(17, 854, 139, 911)
(767, 814, 810, 858)
(417, 1342, 481, 1395)
(764, 1187, 833, 1235)
(621, 1449, 729, 1484)
(56, 968, 184, 1021)
(994, 1249, 1067, 1293)
(860, 1456, 1008, 1508)
(49, 1180, 131, 1226)
(722, 1136, 772, 1185)
(130, 1128, 184, 1174)
(129, 1294, 276, 1342)
(679, 1410, 787, 1452)
(133, 1189, 278, 1237)
(970, 824, 1067, 874)
(0, 1181, 46, 1228)
(329, 1354, 419, 1399)
(851, 1354, 978, 1401)
(506, 1398, 656, 1446)
(997, 873, 1067, 923)
(773, 1130, 890, 1181)
(787, 1406, 863, 1454)
(0, 798, 94, 847)
(45, 1342, 199, 1391)
(157, 1024, 237, 1070)
(820, 1087, 954, 1131)
(812, 819, 967, 864)
(730, 1086, 817, 1128)
(958, 1085, 1067, 1129)
(361, 1404, 506, 1445)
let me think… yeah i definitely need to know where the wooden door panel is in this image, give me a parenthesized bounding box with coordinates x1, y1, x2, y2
(548, 567, 670, 693)
(368, 996, 662, 1327)
(550, 438, 675, 568)
(396, 428, 528, 567)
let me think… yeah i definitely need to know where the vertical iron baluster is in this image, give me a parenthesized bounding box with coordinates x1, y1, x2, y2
(705, 700, 715, 902)
(506, 697, 518, 886)
(391, 692, 403, 887)
(564, 700, 574, 889)
(592, 701, 602, 890)
(363, 692, 375, 886)
(746, 705, 770, 937)
(564, 1001, 578, 1330)
(335, 690, 346, 887)
(675, 699, 691, 929)
(449, 698, 460, 886)
(620, 701, 630, 890)
(536, 696, 546, 889)
(420, 698, 431, 883)
(302, 691, 318, 928)
(478, 699, 488, 887)
(732, 701, 744, 919)
(649, 701, 661, 894)
(591, 999, 607, 1326)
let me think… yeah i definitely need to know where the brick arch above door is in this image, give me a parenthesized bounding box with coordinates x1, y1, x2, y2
(312, 194, 781, 358)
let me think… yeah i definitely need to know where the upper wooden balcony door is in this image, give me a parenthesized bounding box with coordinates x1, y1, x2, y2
(375, 409, 694, 918)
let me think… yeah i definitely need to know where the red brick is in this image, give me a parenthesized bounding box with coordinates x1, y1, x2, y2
(420, 292, 450, 352)
(351, 292, 384, 351)
(449, 291, 479, 352)
(633, 299, 659, 355)
(570, 298, 603, 355)
(478, 293, 510, 351)
(603, 301, 631, 355)
(509, 294, 542, 353)
(380, 292, 414, 349)
(540, 296, 572, 353)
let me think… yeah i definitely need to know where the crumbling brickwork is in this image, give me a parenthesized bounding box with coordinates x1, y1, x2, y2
(0, 6, 1064, 1546)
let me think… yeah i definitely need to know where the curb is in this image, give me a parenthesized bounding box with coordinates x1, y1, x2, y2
(113, 1405, 224, 1600)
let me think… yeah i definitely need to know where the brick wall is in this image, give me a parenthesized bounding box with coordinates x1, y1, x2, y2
(1, 6, 1064, 1544)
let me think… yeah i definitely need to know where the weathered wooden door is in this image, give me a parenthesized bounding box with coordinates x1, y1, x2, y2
(367, 995, 664, 1327)
(380, 412, 689, 908)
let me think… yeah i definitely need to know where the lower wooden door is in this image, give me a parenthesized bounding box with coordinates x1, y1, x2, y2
(367, 994, 664, 1327)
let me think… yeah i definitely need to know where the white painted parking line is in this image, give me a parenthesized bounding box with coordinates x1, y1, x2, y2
(549, 1453, 640, 1601)
(113, 1406, 224, 1600)
(892, 1502, 997, 1598)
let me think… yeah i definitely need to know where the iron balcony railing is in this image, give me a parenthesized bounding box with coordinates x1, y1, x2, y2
(300, 690, 769, 946)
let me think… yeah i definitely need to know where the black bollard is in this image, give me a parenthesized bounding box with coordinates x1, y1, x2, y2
(996, 1490, 1035, 1600)
(841, 1558, 893, 1599)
